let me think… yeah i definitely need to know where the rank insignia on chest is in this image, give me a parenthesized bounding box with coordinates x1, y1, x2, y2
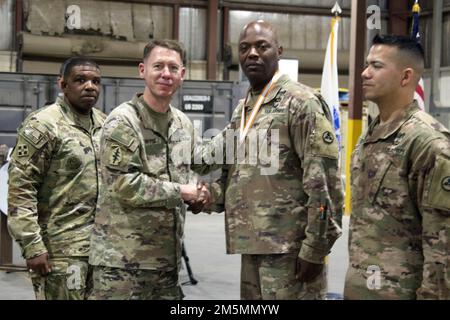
(17, 144, 29, 157)
(322, 131, 334, 144)
(442, 176, 450, 192)
(109, 146, 122, 166)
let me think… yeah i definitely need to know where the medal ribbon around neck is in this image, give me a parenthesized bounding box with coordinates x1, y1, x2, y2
(239, 71, 281, 143)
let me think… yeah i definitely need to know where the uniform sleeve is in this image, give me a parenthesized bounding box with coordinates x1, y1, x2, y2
(191, 127, 229, 213)
(414, 137, 450, 299)
(7, 120, 53, 259)
(100, 117, 182, 209)
(206, 167, 227, 213)
(289, 97, 344, 264)
(191, 106, 241, 211)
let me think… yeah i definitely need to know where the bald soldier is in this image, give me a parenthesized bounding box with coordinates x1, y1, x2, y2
(344, 35, 450, 299)
(8, 57, 105, 299)
(194, 20, 343, 300)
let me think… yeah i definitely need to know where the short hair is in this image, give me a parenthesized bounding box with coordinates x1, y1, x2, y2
(143, 39, 186, 65)
(59, 59, 69, 76)
(372, 34, 425, 66)
(62, 57, 100, 79)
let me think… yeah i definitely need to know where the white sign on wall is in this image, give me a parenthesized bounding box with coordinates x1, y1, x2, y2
(278, 58, 299, 82)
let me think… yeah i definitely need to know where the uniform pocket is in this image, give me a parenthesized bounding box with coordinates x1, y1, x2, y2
(368, 160, 392, 205)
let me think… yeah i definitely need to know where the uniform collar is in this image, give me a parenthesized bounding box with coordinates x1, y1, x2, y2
(245, 74, 289, 109)
(56, 96, 103, 131)
(132, 93, 182, 140)
(364, 100, 421, 144)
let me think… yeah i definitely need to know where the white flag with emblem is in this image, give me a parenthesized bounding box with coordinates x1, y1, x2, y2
(320, 6, 341, 152)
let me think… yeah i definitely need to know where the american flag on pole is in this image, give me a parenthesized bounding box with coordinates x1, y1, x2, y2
(411, 0, 425, 110)
(321, 2, 342, 151)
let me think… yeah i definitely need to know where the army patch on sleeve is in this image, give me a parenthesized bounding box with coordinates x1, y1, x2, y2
(423, 156, 450, 210)
(12, 124, 48, 165)
(309, 114, 338, 159)
(109, 145, 123, 166)
(16, 144, 29, 157)
(442, 176, 450, 192)
(322, 131, 334, 144)
(23, 127, 43, 145)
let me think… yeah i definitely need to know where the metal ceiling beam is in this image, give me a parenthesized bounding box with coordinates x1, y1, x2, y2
(345, 0, 366, 216)
(103, 0, 207, 7)
(222, 6, 230, 80)
(388, 0, 409, 35)
(172, 4, 180, 41)
(207, 0, 218, 80)
(222, 1, 352, 17)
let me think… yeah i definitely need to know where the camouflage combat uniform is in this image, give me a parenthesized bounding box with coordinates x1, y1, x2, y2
(344, 101, 450, 300)
(7, 97, 105, 300)
(195, 74, 343, 299)
(89, 94, 195, 300)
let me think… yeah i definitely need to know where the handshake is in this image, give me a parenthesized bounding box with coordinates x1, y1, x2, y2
(180, 181, 212, 214)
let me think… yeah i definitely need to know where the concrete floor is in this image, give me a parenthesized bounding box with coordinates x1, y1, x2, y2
(0, 213, 349, 300)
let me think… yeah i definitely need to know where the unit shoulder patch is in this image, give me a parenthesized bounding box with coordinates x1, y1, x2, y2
(424, 156, 450, 210)
(322, 131, 334, 144)
(109, 145, 123, 166)
(441, 176, 450, 192)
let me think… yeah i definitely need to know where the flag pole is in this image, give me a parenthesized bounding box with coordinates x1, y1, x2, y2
(410, 0, 425, 110)
(345, 0, 366, 216)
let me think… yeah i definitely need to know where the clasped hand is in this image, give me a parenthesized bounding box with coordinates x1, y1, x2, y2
(180, 181, 211, 214)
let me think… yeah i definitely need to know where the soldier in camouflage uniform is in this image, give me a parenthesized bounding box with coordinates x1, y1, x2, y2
(194, 21, 343, 300)
(88, 40, 209, 300)
(7, 57, 105, 300)
(344, 35, 450, 299)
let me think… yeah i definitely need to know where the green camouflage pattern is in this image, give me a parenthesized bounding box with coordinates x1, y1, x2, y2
(89, 94, 196, 271)
(345, 101, 450, 300)
(30, 257, 92, 300)
(195, 74, 343, 265)
(241, 253, 326, 300)
(7, 97, 105, 259)
(89, 265, 183, 300)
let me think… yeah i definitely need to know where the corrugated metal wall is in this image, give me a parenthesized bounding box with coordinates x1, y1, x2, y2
(179, 8, 207, 61)
(9, 1, 450, 77)
(23, 0, 172, 41)
(0, 0, 13, 51)
(230, 11, 351, 51)
(226, 0, 352, 8)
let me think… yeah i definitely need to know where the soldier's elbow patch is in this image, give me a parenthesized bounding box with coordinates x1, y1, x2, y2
(423, 155, 450, 211)
(12, 124, 48, 165)
(309, 114, 339, 159)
